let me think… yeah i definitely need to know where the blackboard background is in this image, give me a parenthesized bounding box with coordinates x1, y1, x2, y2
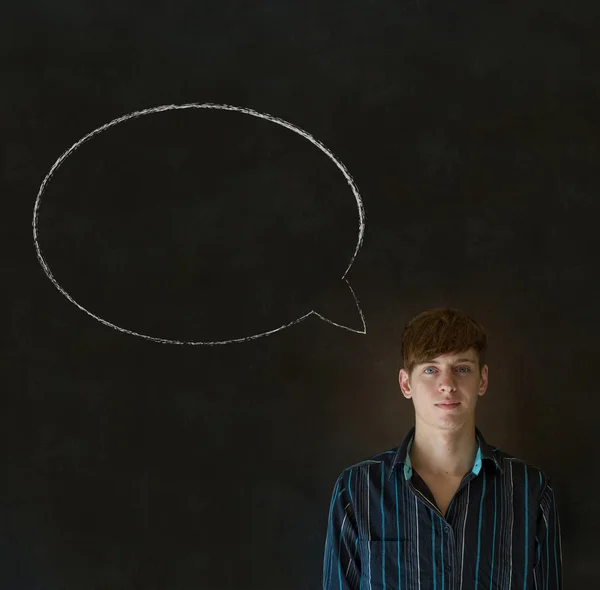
(2, 0, 598, 588)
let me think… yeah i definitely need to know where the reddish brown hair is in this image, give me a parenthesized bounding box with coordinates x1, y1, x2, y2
(401, 307, 487, 378)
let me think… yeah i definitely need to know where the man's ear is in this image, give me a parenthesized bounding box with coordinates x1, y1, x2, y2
(478, 364, 489, 396)
(399, 368, 412, 399)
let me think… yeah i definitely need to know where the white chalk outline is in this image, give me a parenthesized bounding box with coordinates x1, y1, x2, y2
(32, 103, 366, 345)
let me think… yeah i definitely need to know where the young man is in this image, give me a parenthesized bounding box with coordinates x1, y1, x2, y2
(323, 307, 563, 589)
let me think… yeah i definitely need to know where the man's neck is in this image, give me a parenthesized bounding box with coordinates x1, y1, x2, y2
(409, 422, 478, 478)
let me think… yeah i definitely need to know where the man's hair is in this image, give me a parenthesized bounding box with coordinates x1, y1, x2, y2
(401, 307, 487, 379)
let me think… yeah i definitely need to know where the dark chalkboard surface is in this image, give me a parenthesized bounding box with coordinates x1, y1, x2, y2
(3, 0, 598, 588)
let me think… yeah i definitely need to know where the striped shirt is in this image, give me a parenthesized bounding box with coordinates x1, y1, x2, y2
(323, 426, 563, 589)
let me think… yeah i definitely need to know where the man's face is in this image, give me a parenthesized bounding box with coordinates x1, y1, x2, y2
(398, 348, 488, 432)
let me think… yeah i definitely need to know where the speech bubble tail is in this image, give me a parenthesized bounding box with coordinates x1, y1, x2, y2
(311, 279, 366, 334)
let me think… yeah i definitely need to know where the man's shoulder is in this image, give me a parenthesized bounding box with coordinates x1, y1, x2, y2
(334, 446, 401, 480)
(484, 444, 554, 490)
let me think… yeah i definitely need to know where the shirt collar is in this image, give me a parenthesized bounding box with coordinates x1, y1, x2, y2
(388, 425, 503, 482)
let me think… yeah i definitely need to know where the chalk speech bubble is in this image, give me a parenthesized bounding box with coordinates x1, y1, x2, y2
(32, 103, 366, 344)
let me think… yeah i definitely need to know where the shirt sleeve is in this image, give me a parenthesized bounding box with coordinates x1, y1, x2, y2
(322, 472, 361, 590)
(533, 477, 564, 590)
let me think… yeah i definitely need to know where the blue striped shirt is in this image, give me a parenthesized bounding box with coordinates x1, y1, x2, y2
(323, 426, 563, 589)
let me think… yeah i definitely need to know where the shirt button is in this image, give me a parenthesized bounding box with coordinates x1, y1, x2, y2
(444, 526, 450, 533)
(445, 565, 452, 573)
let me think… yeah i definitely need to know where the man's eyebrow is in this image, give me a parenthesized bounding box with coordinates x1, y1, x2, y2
(422, 358, 476, 364)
